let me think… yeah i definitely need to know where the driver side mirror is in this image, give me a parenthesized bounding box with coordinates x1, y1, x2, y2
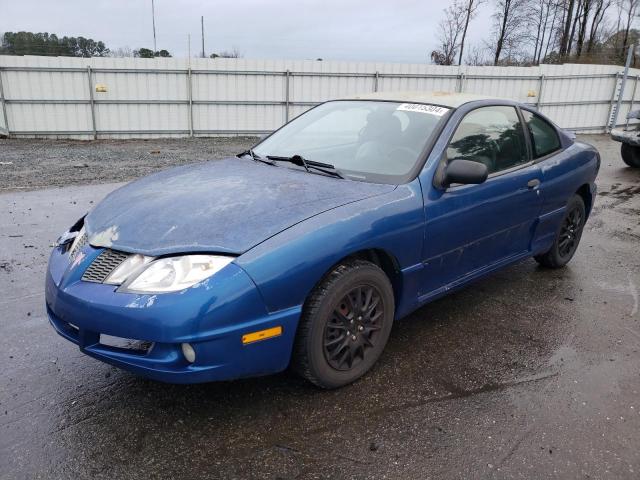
(442, 159, 488, 188)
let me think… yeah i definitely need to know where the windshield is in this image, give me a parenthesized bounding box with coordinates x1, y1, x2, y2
(252, 100, 450, 183)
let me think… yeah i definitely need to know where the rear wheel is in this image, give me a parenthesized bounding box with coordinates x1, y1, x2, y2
(534, 194, 586, 269)
(621, 143, 640, 168)
(292, 259, 394, 389)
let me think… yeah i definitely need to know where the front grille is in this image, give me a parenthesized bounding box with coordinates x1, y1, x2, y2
(69, 232, 87, 261)
(82, 249, 130, 283)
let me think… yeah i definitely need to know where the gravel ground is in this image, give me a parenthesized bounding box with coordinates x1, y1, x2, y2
(0, 137, 257, 191)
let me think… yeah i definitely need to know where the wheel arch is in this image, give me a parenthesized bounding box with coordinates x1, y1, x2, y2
(348, 248, 403, 306)
(575, 183, 594, 217)
(302, 248, 403, 314)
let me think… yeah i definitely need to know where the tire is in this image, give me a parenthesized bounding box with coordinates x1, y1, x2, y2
(292, 259, 394, 389)
(621, 143, 640, 168)
(534, 194, 586, 269)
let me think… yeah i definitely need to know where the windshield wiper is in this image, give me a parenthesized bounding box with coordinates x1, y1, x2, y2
(266, 154, 344, 179)
(238, 149, 275, 166)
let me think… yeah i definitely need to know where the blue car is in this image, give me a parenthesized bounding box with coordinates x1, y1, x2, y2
(46, 92, 599, 388)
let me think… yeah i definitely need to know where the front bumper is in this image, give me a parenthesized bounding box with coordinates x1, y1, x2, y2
(45, 243, 301, 383)
(611, 128, 640, 146)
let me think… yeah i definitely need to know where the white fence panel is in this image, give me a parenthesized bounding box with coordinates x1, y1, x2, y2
(0, 55, 638, 139)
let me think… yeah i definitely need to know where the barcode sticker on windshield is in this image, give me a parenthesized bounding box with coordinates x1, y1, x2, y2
(397, 103, 449, 116)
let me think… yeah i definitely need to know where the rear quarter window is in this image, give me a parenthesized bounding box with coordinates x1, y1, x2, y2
(522, 110, 561, 158)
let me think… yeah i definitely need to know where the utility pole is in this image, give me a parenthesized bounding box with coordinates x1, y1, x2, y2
(201, 16, 205, 58)
(151, 0, 157, 52)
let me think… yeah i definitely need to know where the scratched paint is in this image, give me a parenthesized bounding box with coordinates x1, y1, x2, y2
(84, 157, 395, 256)
(89, 225, 120, 248)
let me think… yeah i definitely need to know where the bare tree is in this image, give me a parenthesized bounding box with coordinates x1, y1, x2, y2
(465, 44, 490, 64)
(620, 0, 640, 55)
(539, 0, 563, 62)
(567, 0, 585, 54)
(587, 0, 613, 53)
(110, 46, 133, 58)
(490, 0, 528, 65)
(530, 0, 562, 64)
(518, 0, 633, 64)
(457, 0, 486, 64)
(575, 0, 594, 57)
(559, 0, 577, 56)
(531, 0, 546, 62)
(431, 2, 466, 65)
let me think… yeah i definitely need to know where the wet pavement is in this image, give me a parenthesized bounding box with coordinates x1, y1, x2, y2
(1, 135, 639, 479)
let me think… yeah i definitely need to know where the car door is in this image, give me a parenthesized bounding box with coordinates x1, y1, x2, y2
(519, 108, 571, 254)
(419, 105, 543, 298)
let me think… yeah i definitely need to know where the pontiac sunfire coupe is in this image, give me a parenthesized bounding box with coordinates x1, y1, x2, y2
(46, 92, 600, 388)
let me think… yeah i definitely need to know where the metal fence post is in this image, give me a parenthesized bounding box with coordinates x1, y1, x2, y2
(536, 74, 545, 110)
(606, 72, 621, 133)
(373, 71, 379, 92)
(626, 74, 639, 129)
(86, 66, 97, 139)
(0, 67, 10, 136)
(187, 67, 194, 137)
(285, 70, 290, 123)
(610, 43, 634, 131)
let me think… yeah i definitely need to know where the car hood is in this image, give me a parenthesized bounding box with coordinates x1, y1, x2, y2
(85, 157, 396, 256)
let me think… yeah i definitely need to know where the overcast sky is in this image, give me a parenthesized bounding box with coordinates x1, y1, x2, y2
(2, 0, 494, 63)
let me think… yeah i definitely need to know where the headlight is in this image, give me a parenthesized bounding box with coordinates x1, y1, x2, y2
(119, 255, 234, 293)
(104, 254, 153, 285)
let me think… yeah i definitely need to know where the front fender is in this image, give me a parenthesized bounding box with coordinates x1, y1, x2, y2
(236, 180, 425, 318)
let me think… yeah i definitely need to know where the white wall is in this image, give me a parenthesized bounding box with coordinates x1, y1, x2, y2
(0, 55, 638, 139)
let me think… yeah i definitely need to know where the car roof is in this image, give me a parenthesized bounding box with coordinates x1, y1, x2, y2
(345, 91, 504, 108)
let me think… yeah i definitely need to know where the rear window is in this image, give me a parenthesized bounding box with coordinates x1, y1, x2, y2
(522, 110, 561, 158)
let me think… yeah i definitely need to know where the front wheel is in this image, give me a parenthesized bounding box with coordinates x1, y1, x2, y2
(534, 194, 586, 269)
(292, 259, 394, 389)
(621, 143, 640, 168)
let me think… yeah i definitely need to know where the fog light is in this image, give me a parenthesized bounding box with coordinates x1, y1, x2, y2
(181, 343, 196, 363)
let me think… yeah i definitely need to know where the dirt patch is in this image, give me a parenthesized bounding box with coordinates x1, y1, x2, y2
(0, 261, 13, 273)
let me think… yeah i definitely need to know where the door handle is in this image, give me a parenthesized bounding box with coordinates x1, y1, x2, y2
(527, 179, 541, 189)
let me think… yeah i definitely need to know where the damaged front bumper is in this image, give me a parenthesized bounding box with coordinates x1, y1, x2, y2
(611, 127, 640, 146)
(45, 242, 300, 383)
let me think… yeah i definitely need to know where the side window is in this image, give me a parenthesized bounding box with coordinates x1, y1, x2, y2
(521, 110, 561, 158)
(447, 106, 528, 174)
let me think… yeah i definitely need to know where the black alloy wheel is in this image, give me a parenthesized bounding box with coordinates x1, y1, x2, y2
(535, 194, 586, 269)
(323, 285, 384, 371)
(557, 205, 583, 260)
(292, 259, 394, 389)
